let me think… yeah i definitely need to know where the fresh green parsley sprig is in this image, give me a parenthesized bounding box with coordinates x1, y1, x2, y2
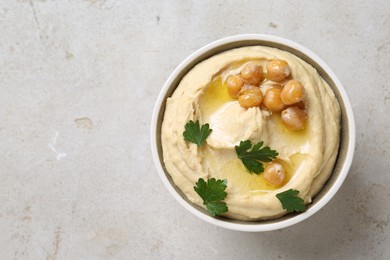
(276, 189, 305, 213)
(183, 120, 212, 146)
(235, 140, 278, 174)
(194, 178, 228, 216)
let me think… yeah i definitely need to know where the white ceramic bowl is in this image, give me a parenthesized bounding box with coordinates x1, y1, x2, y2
(151, 34, 355, 232)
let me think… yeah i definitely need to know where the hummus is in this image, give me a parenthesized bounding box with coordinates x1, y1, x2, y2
(161, 46, 340, 221)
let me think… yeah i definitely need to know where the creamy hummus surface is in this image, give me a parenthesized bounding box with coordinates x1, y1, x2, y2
(161, 46, 340, 221)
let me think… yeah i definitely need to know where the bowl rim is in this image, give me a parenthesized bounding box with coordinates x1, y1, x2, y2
(150, 34, 356, 232)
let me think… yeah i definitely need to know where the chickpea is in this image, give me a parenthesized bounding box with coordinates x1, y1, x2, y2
(281, 106, 307, 130)
(263, 162, 286, 187)
(238, 85, 263, 108)
(263, 88, 285, 112)
(226, 75, 244, 98)
(266, 60, 291, 82)
(240, 62, 264, 85)
(281, 80, 305, 105)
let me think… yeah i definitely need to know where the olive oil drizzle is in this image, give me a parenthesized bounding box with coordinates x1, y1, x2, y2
(199, 64, 309, 193)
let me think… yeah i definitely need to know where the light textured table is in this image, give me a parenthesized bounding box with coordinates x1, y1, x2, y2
(1, 1, 389, 259)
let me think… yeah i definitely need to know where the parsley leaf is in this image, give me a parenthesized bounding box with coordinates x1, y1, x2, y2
(194, 178, 228, 216)
(276, 189, 305, 213)
(235, 140, 278, 174)
(183, 120, 212, 146)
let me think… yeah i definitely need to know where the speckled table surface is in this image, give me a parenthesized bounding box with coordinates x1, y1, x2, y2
(1, 1, 389, 259)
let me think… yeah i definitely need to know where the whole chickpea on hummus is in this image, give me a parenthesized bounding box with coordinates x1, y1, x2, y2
(161, 46, 340, 221)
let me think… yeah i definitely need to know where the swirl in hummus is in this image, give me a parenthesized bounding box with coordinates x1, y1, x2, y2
(161, 46, 340, 221)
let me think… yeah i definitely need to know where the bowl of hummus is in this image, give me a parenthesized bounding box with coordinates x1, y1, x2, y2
(151, 34, 355, 232)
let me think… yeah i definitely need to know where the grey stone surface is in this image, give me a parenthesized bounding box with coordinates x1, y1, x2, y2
(0, 0, 389, 259)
